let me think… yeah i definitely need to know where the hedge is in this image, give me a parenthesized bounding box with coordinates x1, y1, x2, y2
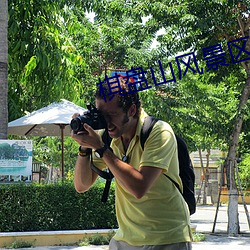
(0, 181, 117, 232)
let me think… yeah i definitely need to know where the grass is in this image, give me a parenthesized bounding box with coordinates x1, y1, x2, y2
(5, 239, 34, 248)
(79, 230, 115, 246)
(192, 232, 206, 242)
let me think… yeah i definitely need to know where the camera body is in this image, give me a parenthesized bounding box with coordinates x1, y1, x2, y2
(70, 104, 107, 133)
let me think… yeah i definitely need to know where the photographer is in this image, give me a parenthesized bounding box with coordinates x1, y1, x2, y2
(71, 77, 192, 250)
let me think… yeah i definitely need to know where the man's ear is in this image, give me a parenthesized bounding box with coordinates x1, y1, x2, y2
(128, 104, 137, 117)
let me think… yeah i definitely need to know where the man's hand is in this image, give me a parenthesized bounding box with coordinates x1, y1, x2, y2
(71, 123, 103, 150)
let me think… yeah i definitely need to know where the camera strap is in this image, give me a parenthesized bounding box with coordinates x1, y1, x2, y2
(90, 128, 114, 202)
(90, 163, 113, 180)
(90, 160, 114, 202)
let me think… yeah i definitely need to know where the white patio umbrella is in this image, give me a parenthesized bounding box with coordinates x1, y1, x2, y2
(8, 99, 87, 178)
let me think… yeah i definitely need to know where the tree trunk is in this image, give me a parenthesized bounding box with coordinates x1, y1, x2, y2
(225, 14, 250, 236)
(226, 74, 250, 235)
(205, 149, 210, 204)
(0, 0, 8, 139)
(227, 159, 239, 235)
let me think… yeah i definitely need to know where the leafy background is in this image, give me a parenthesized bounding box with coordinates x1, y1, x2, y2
(3, 0, 250, 186)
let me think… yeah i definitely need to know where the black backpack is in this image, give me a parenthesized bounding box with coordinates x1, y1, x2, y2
(91, 116, 196, 215)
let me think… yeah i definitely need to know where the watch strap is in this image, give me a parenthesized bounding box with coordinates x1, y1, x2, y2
(95, 144, 108, 158)
(78, 147, 92, 157)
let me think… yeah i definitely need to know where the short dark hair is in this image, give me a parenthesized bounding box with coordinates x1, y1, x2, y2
(95, 77, 141, 117)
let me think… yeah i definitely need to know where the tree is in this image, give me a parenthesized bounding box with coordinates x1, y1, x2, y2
(6, 2, 249, 233)
(8, 0, 86, 120)
(155, 1, 250, 235)
(7, 0, 160, 177)
(224, 18, 250, 233)
(0, 0, 8, 139)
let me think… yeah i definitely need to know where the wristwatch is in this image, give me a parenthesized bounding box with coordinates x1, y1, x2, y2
(94, 144, 108, 158)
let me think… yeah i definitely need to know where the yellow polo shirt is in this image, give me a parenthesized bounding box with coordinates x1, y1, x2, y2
(93, 110, 192, 246)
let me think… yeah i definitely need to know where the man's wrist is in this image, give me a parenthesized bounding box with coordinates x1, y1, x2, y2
(78, 146, 92, 157)
(94, 144, 108, 158)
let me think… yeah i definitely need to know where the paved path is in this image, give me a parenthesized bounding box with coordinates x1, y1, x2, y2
(2, 204, 250, 250)
(190, 204, 250, 234)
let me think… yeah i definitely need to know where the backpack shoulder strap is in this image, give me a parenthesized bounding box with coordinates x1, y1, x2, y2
(140, 116, 159, 150)
(141, 117, 182, 192)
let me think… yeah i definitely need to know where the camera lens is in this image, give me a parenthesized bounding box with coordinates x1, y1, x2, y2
(70, 117, 82, 132)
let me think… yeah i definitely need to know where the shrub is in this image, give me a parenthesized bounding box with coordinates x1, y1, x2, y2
(0, 181, 117, 232)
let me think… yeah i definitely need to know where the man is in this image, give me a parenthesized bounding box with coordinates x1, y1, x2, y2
(71, 78, 192, 249)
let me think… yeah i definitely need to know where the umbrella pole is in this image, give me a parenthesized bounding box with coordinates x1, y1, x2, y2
(60, 125, 66, 180)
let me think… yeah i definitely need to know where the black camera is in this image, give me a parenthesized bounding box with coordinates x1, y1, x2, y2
(70, 104, 107, 133)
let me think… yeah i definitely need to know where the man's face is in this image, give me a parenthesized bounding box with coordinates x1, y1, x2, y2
(96, 96, 131, 138)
